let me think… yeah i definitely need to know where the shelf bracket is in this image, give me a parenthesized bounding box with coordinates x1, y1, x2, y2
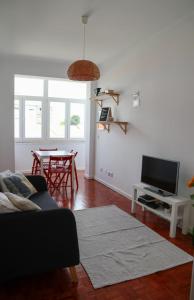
(117, 123, 127, 134)
(111, 94, 119, 105)
(97, 100, 103, 108)
(103, 123, 110, 133)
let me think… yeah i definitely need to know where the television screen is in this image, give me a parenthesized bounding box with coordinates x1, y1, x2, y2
(141, 155, 180, 195)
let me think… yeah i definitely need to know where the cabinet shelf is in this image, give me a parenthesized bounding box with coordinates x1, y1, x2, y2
(97, 121, 128, 134)
(91, 92, 120, 107)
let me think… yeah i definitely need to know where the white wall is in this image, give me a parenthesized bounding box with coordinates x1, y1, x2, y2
(0, 58, 15, 171)
(95, 12, 194, 224)
(0, 55, 94, 174)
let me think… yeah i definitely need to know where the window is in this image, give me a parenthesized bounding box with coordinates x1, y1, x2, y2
(48, 80, 87, 99)
(49, 102, 66, 138)
(14, 100, 20, 138)
(14, 76, 87, 141)
(15, 77, 44, 96)
(25, 100, 42, 138)
(70, 103, 85, 139)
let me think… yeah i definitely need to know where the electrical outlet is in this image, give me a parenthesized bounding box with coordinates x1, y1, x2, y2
(108, 171, 113, 177)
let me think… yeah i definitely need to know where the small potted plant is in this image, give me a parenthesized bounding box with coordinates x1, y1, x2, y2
(187, 176, 194, 244)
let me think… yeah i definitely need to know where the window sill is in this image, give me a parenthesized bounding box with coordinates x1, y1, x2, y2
(15, 139, 86, 144)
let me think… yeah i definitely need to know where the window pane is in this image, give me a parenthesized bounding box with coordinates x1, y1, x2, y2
(15, 77, 44, 96)
(49, 102, 65, 138)
(48, 80, 87, 99)
(25, 100, 42, 138)
(14, 99, 20, 138)
(70, 103, 85, 139)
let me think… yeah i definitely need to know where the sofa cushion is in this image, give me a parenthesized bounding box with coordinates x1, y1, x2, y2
(0, 192, 21, 213)
(5, 192, 41, 211)
(0, 171, 37, 198)
(29, 192, 59, 210)
(0, 170, 13, 192)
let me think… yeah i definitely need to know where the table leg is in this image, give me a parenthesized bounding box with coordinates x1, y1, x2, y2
(190, 261, 194, 300)
(131, 187, 137, 213)
(170, 204, 178, 238)
(71, 156, 75, 199)
(182, 202, 190, 235)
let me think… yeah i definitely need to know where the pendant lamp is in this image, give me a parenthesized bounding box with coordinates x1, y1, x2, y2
(67, 16, 100, 81)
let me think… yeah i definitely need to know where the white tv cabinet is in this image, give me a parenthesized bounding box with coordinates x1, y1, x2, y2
(132, 184, 190, 238)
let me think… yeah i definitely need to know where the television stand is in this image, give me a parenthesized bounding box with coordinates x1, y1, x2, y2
(131, 184, 190, 238)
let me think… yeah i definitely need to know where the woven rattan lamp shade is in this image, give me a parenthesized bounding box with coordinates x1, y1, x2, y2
(67, 59, 100, 81)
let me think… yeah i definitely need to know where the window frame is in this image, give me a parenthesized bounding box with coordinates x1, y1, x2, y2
(14, 98, 22, 141)
(14, 76, 87, 143)
(69, 100, 86, 140)
(48, 98, 67, 140)
(23, 97, 44, 140)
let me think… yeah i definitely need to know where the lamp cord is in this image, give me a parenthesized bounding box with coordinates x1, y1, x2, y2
(83, 23, 86, 60)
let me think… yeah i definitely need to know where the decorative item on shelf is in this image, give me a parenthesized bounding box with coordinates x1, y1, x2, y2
(67, 16, 100, 81)
(94, 88, 101, 96)
(187, 176, 194, 244)
(99, 107, 112, 122)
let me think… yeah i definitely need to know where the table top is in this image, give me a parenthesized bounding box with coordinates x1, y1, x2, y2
(35, 150, 73, 158)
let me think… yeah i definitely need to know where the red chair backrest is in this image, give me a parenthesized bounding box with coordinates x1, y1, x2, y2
(48, 155, 72, 170)
(31, 151, 40, 163)
(70, 149, 78, 157)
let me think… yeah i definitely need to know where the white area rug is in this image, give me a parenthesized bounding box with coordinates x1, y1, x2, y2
(74, 205, 193, 289)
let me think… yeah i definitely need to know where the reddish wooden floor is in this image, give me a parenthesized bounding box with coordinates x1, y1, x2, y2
(0, 171, 193, 300)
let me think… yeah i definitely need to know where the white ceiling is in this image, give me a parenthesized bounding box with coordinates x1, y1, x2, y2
(0, 0, 193, 65)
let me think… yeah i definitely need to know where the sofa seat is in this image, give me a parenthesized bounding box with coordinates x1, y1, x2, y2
(29, 191, 58, 210)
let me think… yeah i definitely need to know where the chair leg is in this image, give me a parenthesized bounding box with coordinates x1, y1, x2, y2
(74, 165, 79, 190)
(69, 266, 78, 283)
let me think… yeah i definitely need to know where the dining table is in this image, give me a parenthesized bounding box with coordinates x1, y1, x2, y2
(35, 150, 76, 195)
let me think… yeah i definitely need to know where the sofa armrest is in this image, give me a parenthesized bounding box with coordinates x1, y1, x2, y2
(26, 175, 48, 192)
(0, 208, 80, 282)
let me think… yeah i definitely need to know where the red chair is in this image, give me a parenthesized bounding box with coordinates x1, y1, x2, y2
(31, 151, 41, 175)
(44, 156, 73, 195)
(39, 148, 58, 169)
(31, 151, 50, 176)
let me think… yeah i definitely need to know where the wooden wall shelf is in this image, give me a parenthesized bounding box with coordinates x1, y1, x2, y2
(91, 92, 120, 107)
(97, 121, 128, 134)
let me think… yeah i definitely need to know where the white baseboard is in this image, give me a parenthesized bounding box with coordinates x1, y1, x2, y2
(94, 176, 132, 200)
(84, 173, 94, 180)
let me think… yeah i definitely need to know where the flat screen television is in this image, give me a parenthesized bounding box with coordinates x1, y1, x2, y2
(141, 155, 180, 196)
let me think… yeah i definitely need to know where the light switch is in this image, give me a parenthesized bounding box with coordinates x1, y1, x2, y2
(132, 91, 140, 108)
